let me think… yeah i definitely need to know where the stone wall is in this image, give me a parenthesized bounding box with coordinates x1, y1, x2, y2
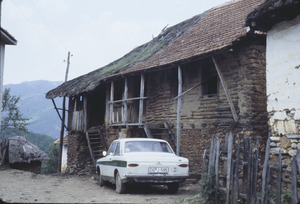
(143, 43, 267, 175)
(65, 133, 94, 175)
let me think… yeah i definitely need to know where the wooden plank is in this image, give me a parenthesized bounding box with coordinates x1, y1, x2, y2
(123, 78, 128, 124)
(83, 95, 88, 132)
(208, 136, 216, 176)
(51, 99, 68, 130)
(291, 157, 298, 204)
(247, 137, 253, 204)
(225, 132, 233, 204)
(139, 73, 145, 125)
(215, 138, 220, 196)
(232, 160, 239, 204)
(297, 149, 300, 173)
(265, 166, 271, 204)
(212, 56, 238, 122)
(251, 149, 259, 204)
(164, 122, 176, 146)
(262, 136, 271, 204)
(232, 135, 240, 204)
(109, 81, 114, 125)
(176, 66, 182, 156)
(276, 150, 282, 204)
(202, 149, 207, 178)
(85, 132, 96, 166)
(143, 124, 152, 138)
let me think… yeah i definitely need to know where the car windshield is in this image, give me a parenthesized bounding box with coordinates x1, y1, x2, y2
(124, 141, 173, 153)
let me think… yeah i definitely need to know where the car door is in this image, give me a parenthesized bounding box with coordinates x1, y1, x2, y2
(101, 141, 117, 178)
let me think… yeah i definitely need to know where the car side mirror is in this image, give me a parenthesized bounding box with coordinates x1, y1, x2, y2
(102, 151, 107, 157)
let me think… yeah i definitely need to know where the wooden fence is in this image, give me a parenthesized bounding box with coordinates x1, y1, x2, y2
(201, 132, 300, 204)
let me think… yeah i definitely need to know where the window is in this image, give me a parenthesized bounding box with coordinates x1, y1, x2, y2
(115, 142, 120, 155)
(202, 59, 218, 96)
(107, 142, 117, 155)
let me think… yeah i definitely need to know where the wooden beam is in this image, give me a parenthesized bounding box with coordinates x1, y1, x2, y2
(212, 56, 238, 122)
(170, 78, 208, 102)
(83, 95, 88, 132)
(139, 73, 145, 125)
(123, 78, 128, 124)
(51, 99, 68, 130)
(109, 81, 114, 125)
(176, 66, 182, 156)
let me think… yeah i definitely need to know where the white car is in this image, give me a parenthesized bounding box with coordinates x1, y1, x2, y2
(96, 138, 189, 194)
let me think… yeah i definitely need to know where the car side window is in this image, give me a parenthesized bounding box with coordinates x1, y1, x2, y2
(115, 142, 120, 156)
(107, 142, 117, 155)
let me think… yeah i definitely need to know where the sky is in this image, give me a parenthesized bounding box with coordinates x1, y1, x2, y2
(2, 0, 229, 85)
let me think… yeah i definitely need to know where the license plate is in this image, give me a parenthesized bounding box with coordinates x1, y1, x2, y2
(148, 167, 169, 174)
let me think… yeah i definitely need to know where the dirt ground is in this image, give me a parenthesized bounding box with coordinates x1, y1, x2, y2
(0, 168, 202, 203)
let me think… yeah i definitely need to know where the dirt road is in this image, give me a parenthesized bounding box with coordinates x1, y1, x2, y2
(0, 168, 201, 203)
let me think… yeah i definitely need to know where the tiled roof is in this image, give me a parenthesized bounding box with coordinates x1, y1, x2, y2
(46, 0, 263, 99)
(246, 0, 300, 31)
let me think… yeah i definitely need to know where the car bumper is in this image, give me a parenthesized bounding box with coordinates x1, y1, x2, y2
(124, 175, 188, 184)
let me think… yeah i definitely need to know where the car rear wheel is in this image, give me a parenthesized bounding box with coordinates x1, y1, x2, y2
(115, 172, 125, 194)
(167, 182, 179, 194)
(97, 168, 105, 187)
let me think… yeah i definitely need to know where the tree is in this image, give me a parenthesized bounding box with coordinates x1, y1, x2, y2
(1, 88, 30, 133)
(41, 144, 58, 174)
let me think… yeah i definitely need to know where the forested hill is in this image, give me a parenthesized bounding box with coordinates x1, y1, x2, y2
(4, 80, 63, 139)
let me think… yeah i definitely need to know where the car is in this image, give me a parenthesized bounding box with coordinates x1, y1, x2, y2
(96, 138, 189, 194)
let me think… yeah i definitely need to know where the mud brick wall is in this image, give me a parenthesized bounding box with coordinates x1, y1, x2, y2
(144, 43, 267, 175)
(65, 133, 94, 175)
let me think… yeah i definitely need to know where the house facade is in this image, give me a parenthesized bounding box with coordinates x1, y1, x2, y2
(246, 0, 300, 167)
(47, 0, 268, 175)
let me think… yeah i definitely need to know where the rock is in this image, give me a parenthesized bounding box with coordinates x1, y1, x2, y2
(288, 150, 297, 157)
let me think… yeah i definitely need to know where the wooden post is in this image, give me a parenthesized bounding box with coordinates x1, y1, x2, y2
(276, 150, 282, 204)
(291, 157, 298, 204)
(212, 56, 238, 122)
(58, 51, 71, 173)
(83, 95, 88, 132)
(262, 137, 271, 203)
(215, 138, 220, 204)
(232, 136, 240, 204)
(123, 78, 128, 124)
(225, 132, 233, 204)
(109, 81, 114, 125)
(176, 66, 182, 156)
(139, 73, 145, 125)
(208, 136, 216, 175)
(202, 149, 208, 177)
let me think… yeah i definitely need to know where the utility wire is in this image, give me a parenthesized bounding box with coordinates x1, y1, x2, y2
(29, 0, 67, 50)
(9, 0, 66, 54)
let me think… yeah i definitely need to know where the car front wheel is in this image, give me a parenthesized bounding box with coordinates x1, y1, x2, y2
(97, 168, 105, 187)
(115, 172, 125, 194)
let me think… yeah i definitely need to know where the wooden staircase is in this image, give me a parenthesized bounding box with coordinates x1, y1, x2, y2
(85, 127, 107, 166)
(144, 122, 176, 150)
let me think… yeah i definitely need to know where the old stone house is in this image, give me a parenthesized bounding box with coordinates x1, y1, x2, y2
(246, 0, 300, 167)
(46, 0, 268, 175)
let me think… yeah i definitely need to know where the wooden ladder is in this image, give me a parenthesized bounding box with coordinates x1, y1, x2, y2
(85, 128, 107, 166)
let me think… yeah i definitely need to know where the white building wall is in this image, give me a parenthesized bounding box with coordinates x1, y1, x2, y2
(61, 144, 68, 173)
(266, 15, 300, 158)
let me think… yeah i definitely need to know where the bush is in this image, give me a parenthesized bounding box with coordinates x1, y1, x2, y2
(41, 144, 58, 174)
(201, 165, 225, 204)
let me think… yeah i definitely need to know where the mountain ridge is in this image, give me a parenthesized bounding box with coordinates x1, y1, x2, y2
(4, 80, 64, 139)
